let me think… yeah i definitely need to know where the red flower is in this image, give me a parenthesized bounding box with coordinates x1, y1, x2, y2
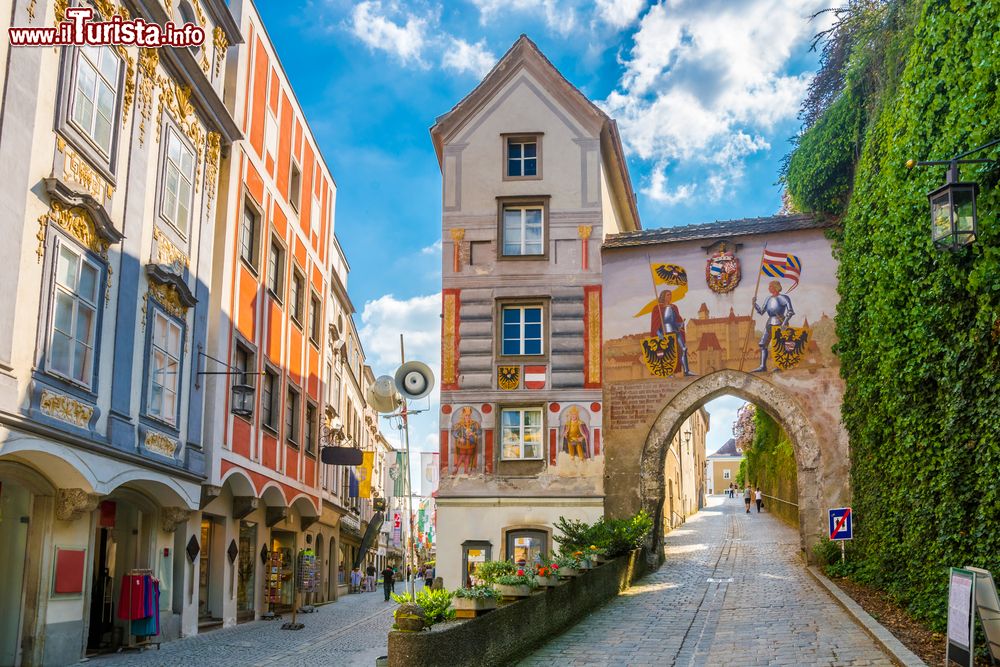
(516, 569, 525, 576)
(551, 564, 559, 570)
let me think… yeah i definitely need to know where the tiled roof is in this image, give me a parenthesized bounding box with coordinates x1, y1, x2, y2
(709, 438, 741, 457)
(603, 214, 832, 249)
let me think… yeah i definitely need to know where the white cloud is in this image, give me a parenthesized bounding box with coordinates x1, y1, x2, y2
(441, 37, 497, 78)
(602, 0, 826, 203)
(644, 162, 696, 204)
(420, 239, 443, 256)
(595, 0, 646, 28)
(469, 0, 580, 34)
(350, 1, 429, 66)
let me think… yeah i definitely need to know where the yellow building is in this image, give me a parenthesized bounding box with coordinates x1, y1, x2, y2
(706, 438, 744, 495)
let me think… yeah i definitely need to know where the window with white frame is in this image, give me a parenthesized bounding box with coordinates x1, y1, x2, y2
(286, 385, 299, 444)
(309, 294, 320, 343)
(267, 238, 284, 299)
(49, 241, 101, 387)
(506, 137, 538, 178)
(501, 305, 543, 356)
(148, 310, 182, 424)
(239, 202, 258, 267)
(723, 469, 731, 480)
(500, 407, 543, 460)
(289, 162, 301, 210)
(290, 270, 304, 323)
(501, 206, 544, 256)
(71, 46, 120, 156)
(305, 403, 317, 456)
(161, 128, 196, 234)
(310, 193, 320, 235)
(261, 368, 278, 430)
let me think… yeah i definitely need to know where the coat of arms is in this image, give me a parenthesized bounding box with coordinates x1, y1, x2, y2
(705, 243, 740, 293)
(769, 325, 809, 370)
(497, 366, 520, 391)
(641, 334, 679, 377)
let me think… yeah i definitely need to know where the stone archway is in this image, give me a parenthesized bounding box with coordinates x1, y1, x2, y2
(605, 369, 849, 567)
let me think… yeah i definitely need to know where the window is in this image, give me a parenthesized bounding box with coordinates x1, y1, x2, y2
(261, 368, 278, 430)
(70, 46, 119, 156)
(239, 203, 258, 267)
(289, 162, 301, 211)
(161, 128, 196, 234)
(505, 137, 539, 178)
(148, 310, 183, 425)
(267, 238, 284, 299)
(285, 386, 299, 444)
(505, 529, 546, 566)
(500, 407, 542, 460)
(233, 343, 255, 387)
(305, 403, 317, 456)
(501, 305, 543, 356)
(178, 2, 202, 58)
(264, 111, 277, 161)
(48, 241, 101, 387)
(309, 294, 320, 343)
(501, 205, 544, 256)
(723, 469, 731, 480)
(290, 271, 304, 323)
(310, 194, 320, 235)
(330, 373, 341, 413)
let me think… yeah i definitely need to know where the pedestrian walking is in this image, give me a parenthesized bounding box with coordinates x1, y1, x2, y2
(381, 564, 395, 601)
(350, 567, 362, 593)
(755, 487, 763, 513)
(744, 485, 752, 513)
(424, 564, 434, 589)
(366, 563, 377, 592)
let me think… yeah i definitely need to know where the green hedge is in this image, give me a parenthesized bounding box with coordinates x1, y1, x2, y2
(785, 0, 1000, 630)
(744, 410, 798, 528)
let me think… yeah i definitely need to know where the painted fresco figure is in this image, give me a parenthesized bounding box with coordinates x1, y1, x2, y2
(751, 280, 795, 372)
(561, 406, 591, 460)
(650, 289, 695, 376)
(451, 407, 481, 474)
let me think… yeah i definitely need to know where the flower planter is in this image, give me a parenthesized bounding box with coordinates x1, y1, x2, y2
(497, 584, 532, 598)
(578, 559, 593, 570)
(534, 575, 560, 588)
(593, 554, 609, 564)
(557, 567, 580, 578)
(453, 597, 497, 611)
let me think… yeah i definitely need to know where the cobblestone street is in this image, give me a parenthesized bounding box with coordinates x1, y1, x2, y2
(85, 580, 424, 667)
(521, 495, 896, 667)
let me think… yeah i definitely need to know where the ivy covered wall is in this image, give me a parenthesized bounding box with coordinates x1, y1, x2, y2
(743, 410, 799, 529)
(784, 0, 1000, 628)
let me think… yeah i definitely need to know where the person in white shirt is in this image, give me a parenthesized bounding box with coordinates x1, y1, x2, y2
(755, 487, 763, 513)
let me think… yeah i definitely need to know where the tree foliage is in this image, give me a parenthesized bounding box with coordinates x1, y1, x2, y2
(743, 410, 798, 527)
(785, 0, 1000, 631)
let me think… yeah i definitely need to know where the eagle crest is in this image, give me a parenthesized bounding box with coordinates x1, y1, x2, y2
(641, 335, 679, 377)
(497, 365, 520, 391)
(770, 325, 809, 370)
(655, 264, 687, 286)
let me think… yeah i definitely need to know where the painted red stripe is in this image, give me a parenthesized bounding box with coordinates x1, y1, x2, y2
(484, 429, 493, 474)
(549, 429, 557, 465)
(439, 430, 449, 473)
(593, 428, 601, 457)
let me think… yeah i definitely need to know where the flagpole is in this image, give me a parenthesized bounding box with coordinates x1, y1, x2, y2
(645, 254, 662, 336)
(399, 333, 417, 599)
(738, 242, 768, 372)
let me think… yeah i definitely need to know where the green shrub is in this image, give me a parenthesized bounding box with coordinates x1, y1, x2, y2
(391, 588, 455, 625)
(453, 585, 499, 600)
(812, 537, 843, 567)
(553, 510, 653, 558)
(474, 559, 515, 584)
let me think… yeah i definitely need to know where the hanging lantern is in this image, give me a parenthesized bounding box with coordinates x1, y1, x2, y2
(231, 383, 255, 417)
(929, 178, 978, 251)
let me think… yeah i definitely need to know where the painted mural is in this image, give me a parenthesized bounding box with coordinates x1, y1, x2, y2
(603, 231, 840, 382)
(450, 406, 482, 474)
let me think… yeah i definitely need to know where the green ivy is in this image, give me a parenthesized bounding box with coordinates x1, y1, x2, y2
(785, 0, 1000, 632)
(743, 411, 798, 527)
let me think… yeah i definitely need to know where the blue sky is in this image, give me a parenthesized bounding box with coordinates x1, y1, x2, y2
(255, 0, 829, 464)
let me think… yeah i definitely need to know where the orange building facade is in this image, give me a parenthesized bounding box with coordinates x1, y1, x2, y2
(200, 0, 337, 627)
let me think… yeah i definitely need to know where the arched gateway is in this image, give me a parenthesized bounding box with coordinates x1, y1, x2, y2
(601, 215, 851, 563)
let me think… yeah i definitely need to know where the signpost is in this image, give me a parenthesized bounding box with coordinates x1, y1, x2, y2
(947, 567, 976, 667)
(828, 507, 852, 564)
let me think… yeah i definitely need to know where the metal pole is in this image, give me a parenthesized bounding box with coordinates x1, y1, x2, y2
(840, 540, 845, 564)
(400, 333, 416, 599)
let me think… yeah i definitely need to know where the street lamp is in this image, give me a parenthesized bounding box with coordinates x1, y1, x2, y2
(230, 383, 255, 417)
(907, 137, 998, 251)
(683, 428, 692, 456)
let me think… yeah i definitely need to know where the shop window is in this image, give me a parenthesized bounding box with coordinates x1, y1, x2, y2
(461, 540, 492, 588)
(504, 529, 546, 567)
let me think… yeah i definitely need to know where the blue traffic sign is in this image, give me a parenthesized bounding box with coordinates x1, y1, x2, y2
(829, 507, 853, 541)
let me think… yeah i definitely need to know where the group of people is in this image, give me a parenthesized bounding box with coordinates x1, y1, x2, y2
(725, 483, 764, 513)
(348, 562, 438, 601)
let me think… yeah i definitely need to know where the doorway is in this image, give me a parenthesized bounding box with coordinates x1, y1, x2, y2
(269, 531, 295, 610)
(0, 481, 31, 666)
(236, 521, 257, 622)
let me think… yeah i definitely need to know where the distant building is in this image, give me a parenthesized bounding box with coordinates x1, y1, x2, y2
(706, 438, 745, 495)
(663, 409, 709, 531)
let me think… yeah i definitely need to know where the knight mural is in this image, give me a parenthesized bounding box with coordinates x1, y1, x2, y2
(560, 405, 591, 461)
(451, 406, 482, 474)
(749, 249, 810, 372)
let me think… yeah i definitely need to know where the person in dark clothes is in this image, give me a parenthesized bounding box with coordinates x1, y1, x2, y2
(366, 563, 376, 592)
(381, 564, 395, 601)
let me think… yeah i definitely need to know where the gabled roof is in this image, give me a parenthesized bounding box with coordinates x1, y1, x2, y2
(429, 35, 640, 232)
(709, 438, 742, 457)
(604, 213, 831, 249)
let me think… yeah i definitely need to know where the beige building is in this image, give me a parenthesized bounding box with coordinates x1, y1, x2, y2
(663, 409, 709, 531)
(706, 438, 744, 495)
(431, 35, 643, 588)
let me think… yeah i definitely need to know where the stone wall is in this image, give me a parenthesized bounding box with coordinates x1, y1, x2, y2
(387, 550, 648, 667)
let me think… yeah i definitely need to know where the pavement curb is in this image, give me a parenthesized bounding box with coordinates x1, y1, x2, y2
(806, 565, 927, 667)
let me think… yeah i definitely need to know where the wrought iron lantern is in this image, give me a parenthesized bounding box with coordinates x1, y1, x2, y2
(928, 168, 978, 251)
(231, 383, 255, 417)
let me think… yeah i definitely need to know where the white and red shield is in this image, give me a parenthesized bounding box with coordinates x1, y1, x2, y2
(706, 248, 741, 293)
(523, 365, 546, 390)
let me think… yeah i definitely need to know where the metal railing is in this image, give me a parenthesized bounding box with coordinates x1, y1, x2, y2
(761, 493, 798, 508)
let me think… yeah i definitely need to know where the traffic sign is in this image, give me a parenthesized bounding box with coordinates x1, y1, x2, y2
(829, 507, 852, 541)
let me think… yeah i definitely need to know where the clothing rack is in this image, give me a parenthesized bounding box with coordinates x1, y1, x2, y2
(120, 568, 160, 653)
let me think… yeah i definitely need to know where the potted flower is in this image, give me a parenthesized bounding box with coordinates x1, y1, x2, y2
(572, 550, 593, 570)
(534, 562, 560, 588)
(452, 585, 500, 614)
(495, 569, 538, 598)
(554, 554, 581, 578)
(588, 544, 608, 564)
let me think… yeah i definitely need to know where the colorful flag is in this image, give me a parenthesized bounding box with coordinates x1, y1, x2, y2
(760, 250, 802, 291)
(358, 451, 374, 498)
(348, 472, 359, 498)
(388, 451, 406, 498)
(420, 453, 440, 497)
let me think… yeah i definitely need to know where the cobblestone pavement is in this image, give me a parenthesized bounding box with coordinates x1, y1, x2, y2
(521, 495, 895, 667)
(86, 579, 427, 667)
